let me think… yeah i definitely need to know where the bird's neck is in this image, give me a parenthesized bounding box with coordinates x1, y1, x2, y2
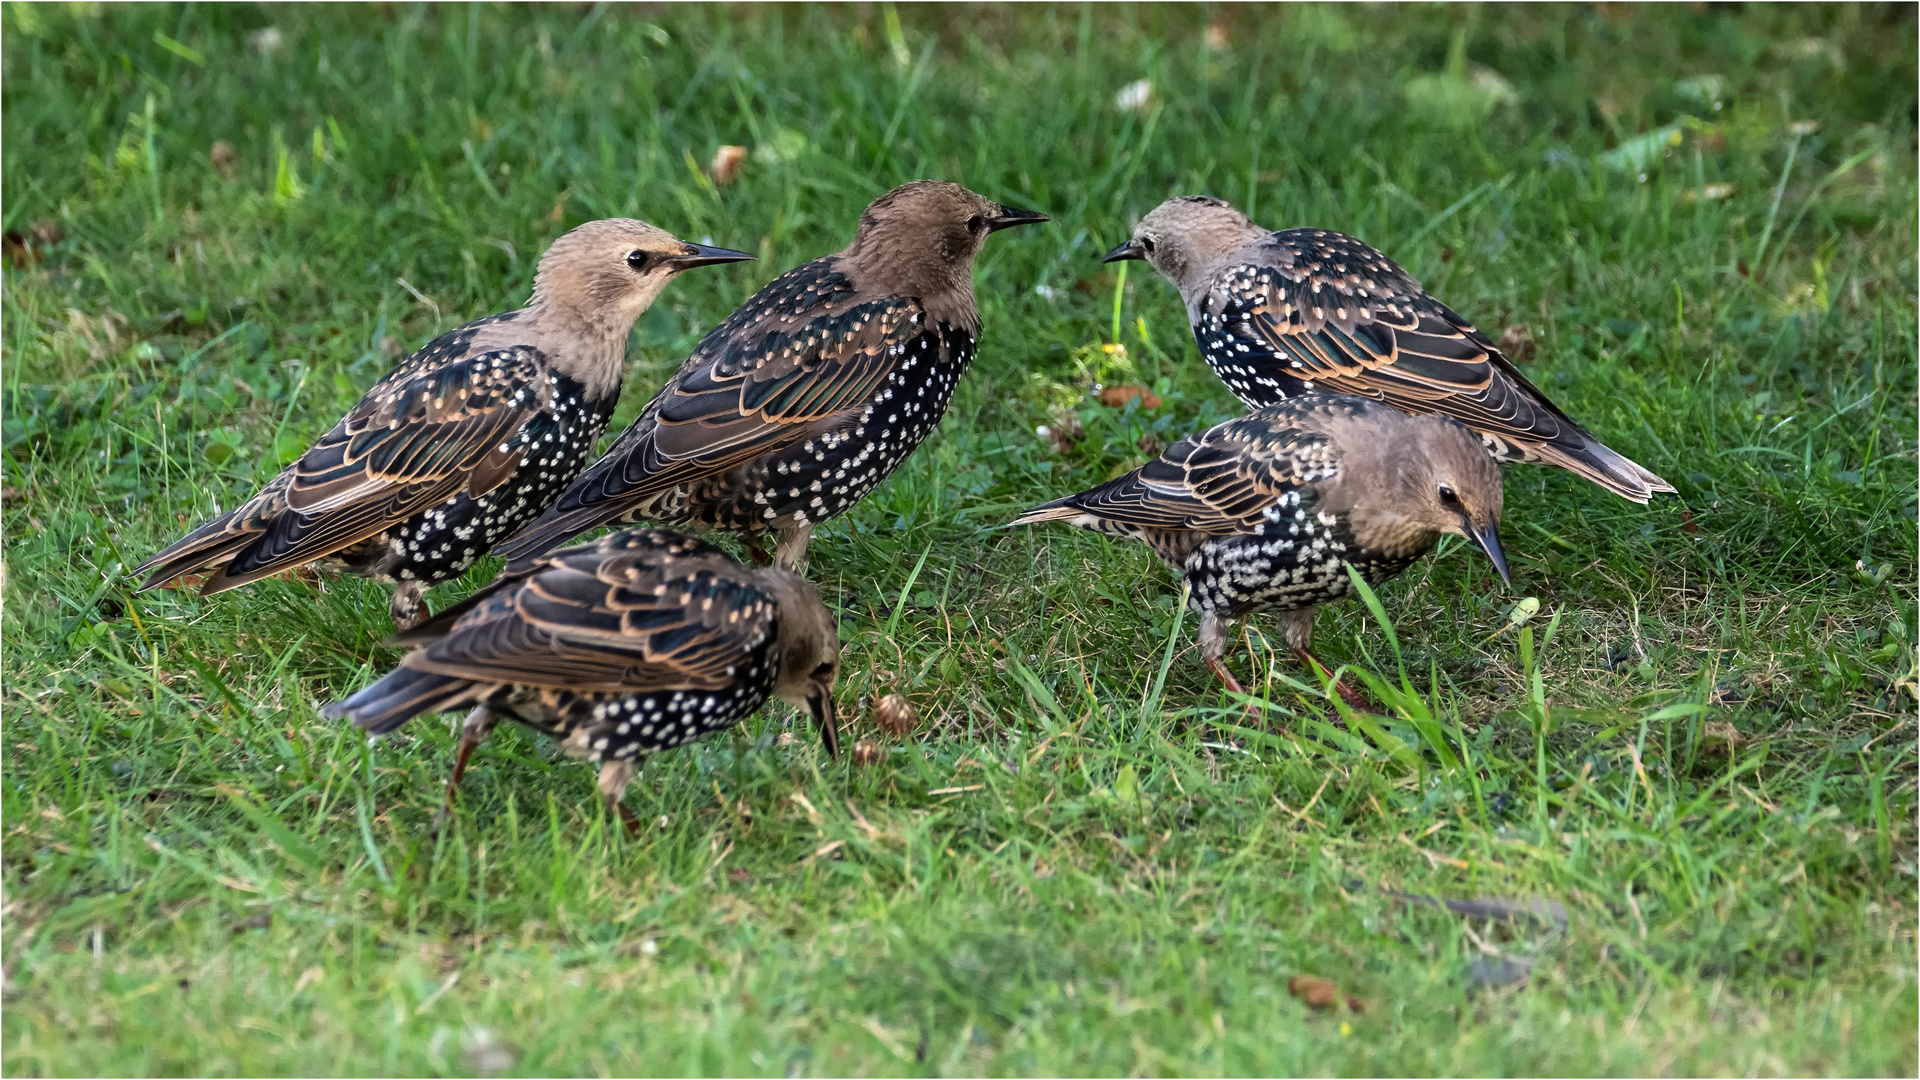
(473, 303, 633, 401)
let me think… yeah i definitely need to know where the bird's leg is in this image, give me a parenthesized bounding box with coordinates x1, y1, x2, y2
(774, 523, 814, 575)
(432, 706, 497, 831)
(597, 759, 640, 839)
(1291, 646, 1372, 713)
(741, 532, 773, 567)
(1199, 612, 1250, 700)
(390, 580, 427, 632)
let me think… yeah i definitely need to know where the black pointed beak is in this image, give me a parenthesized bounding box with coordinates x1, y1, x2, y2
(1471, 521, 1512, 589)
(668, 242, 755, 269)
(1102, 238, 1148, 263)
(808, 684, 839, 759)
(985, 205, 1050, 232)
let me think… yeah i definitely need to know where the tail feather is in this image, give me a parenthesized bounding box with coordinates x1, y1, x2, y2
(1531, 437, 1673, 505)
(132, 511, 264, 592)
(1009, 497, 1084, 528)
(493, 504, 616, 563)
(322, 666, 481, 735)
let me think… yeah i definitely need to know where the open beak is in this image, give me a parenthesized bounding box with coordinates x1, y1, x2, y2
(985, 205, 1050, 232)
(1470, 521, 1512, 589)
(1102, 237, 1148, 263)
(807, 684, 840, 759)
(668, 242, 755, 269)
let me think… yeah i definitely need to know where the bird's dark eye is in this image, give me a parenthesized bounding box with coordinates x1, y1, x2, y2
(1438, 484, 1461, 506)
(965, 215, 984, 233)
(1141, 237, 1157, 254)
(811, 661, 835, 678)
(626, 250, 649, 271)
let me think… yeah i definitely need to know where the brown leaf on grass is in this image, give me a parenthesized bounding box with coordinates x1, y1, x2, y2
(1681, 508, 1701, 536)
(229, 912, 271, 934)
(709, 145, 748, 185)
(1497, 324, 1535, 362)
(1288, 974, 1364, 1013)
(209, 141, 239, 177)
(3, 233, 33, 269)
(875, 694, 918, 737)
(1097, 385, 1162, 410)
(1700, 721, 1745, 755)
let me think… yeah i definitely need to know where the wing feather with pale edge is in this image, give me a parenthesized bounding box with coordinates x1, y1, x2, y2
(1015, 413, 1334, 538)
(402, 530, 777, 695)
(497, 259, 931, 559)
(149, 344, 547, 591)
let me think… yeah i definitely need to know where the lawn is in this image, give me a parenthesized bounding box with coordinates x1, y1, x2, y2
(3, 3, 1915, 1075)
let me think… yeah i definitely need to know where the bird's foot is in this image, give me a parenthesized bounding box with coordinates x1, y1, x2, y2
(1293, 647, 1374, 714)
(390, 581, 427, 632)
(742, 532, 773, 567)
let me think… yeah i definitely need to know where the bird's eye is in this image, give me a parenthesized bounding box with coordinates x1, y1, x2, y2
(1141, 237, 1157, 254)
(626, 250, 649, 271)
(1438, 484, 1461, 506)
(811, 661, 836, 678)
(965, 215, 985, 233)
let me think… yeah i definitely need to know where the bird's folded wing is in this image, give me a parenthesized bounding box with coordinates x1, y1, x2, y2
(407, 534, 775, 693)
(1064, 419, 1333, 535)
(216, 349, 545, 582)
(1222, 263, 1584, 450)
(637, 294, 919, 472)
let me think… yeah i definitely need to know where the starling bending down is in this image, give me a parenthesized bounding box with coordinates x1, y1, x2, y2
(1014, 394, 1509, 703)
(496, 181, 1048, 571)
(133, 220, 752, 629)
(1103, 196, 1673, 503)
(322, 528, 840, 831)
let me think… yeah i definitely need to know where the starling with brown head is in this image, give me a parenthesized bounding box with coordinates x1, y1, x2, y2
(1104, 197, 1672, 503)
(322, 528, 840, 831)
(133, 220, 752, 629)
(496, 181, 1049, 571)
(1015, 394, 1509, 702)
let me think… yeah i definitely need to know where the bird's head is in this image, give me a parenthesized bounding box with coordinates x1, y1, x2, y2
(757, 568, 843, 759)
(529, 217, 752, 336)
(1338, 409, 1510, 588)
(843, 180, 1048, 299)
(1102, 195, 1266, 294)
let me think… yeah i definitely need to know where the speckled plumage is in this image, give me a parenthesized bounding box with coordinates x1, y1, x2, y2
(133, 219, 752, 629)
(1016, 394, 1510, 699)
(497, 181, 1048, 571)
(322, 528, 840, 826)
(1106, 196, 1674, 504)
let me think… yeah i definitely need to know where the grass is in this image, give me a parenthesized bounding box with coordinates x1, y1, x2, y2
(3, 3, 1915, 1075)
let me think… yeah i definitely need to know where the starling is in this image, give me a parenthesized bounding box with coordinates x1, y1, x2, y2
(321, 528, 840, 830)
(1014, 394, 1509, 702)
(1103, 197, 1673, 503)
(495, 181, 1049, 571)
(133, 220, 752, 629)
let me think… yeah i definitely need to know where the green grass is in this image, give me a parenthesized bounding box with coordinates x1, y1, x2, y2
(4, 3, 1916, 1075)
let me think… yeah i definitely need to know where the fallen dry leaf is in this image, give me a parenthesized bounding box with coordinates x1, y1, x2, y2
(1288, 974, 1364, 1013)
(1097, 385, 1162, 410)
(1497, 324, 1534, 362)
(710, 145, 748, 185)
(2, 233, 33, 269)
(1700, 721, 1745, 755)
(875, 694, 918, 737)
